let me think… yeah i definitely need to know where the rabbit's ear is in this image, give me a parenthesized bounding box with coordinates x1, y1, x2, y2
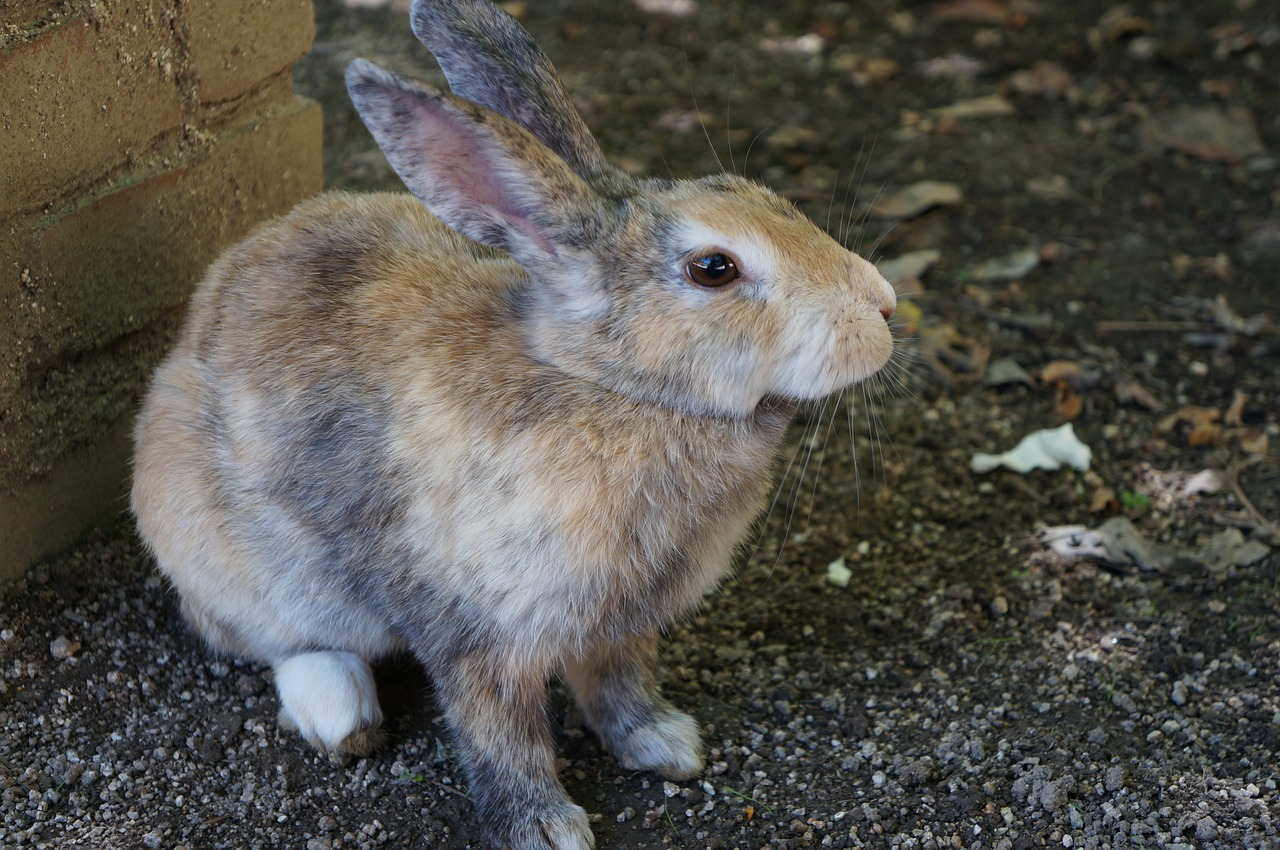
(409, 0, 616, 185)
(347, 59, 602, 262)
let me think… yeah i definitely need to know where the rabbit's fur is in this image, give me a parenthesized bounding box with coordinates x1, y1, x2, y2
(131, 1, 896, 848)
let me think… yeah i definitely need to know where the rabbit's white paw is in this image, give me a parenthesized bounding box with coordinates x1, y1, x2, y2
(273, 651, 385, 755)
(614, 707, 704, 780)
(499, 801, 594, 850)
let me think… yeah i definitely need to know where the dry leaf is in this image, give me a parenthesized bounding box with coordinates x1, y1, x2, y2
(1097, 6, 1151, 41)
(1140, 106, 1267, 163)
(1089, 486, 1118, 513)
(1195, 529, 1272, 573)
(918, 322, 990, 384)
(832, 54, 900, 86)
(761, 33, 826, 55)
(1055, 383, 1083, 420)
(1007, 61, 1073, 98)
(971, 247, 1039, 281)
(1157, 406, 1224, 447)
(917, 52, 986, 81)
(1239, 429, 1269, 455)
(1026, 174, 1073, 200)
(1114, 376, 1163, 412)
(1225, 389, 1246, 428)
(1182, 469, 1224, 498)
(1189, 423, 1221, 446)
(931, 0, 1009, 24)
(1159, 406, 1221, 431)
(894, 298, 924, 336)
(633, 0, 698, 15)
(1040, 360, 1082, 385)
(984, 357, 1035, 387)
(1040, 517, 1172, 572)
(877, 249, 942, 284)
(972, 424, 1092, 474)
(933, 95, 1016, 120)
(872, 181, 964, 218)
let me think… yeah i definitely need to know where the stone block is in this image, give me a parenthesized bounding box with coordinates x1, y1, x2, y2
(180, 0, 315, 104)
(1, 95, 321, 491)
(41, 95, 322, 366)
(0, 9, 184, 215)
(0, 412, 134, 583)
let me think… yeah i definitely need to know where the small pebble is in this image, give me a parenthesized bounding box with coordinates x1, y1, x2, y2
(50, 635, 80, 660)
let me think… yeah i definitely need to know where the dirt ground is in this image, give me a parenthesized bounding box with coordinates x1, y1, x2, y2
(2, 0, 1278, 848)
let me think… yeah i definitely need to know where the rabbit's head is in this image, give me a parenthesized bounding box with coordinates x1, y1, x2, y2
(348, 0, 895, 419)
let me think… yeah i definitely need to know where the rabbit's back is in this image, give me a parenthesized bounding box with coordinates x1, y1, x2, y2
(133, 192, 486, 660)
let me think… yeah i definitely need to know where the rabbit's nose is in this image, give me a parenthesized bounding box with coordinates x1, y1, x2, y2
(880, 306, 894, 322)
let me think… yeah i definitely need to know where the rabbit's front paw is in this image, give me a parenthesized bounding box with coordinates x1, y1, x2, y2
(273, 651, 385, 756)
(613, 706, 704, 780)
(496, 800, 594, 850)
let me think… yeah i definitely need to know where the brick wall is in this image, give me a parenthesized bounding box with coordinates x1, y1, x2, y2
(1, 0, 324, 581)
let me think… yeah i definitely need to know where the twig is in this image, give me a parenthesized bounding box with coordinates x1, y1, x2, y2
(1096, 320, 1280, 335)
(1227, 456, 1280, 542)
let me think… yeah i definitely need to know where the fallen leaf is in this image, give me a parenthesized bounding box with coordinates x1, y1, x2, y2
(1040, 516, 1173, 572)
(655, 109, 707, 135)
(918, 322, 990, 384)
(877, 249, 942, 284)
(1191, 424, 1222, 446)
(933, 95, 1016, 120)
(1114, 376, 1164, 412)
(1209, 21, 1264, 59)
(831, 54, 900, 86)
(1140, 106, 1267, 163)
(1239, 429, 1269, 455)
(1040, 360, 1081, 386)
(1007, 61, 1073, 98)
(1089, 485, 1118, 513)
(1209, 294, 1267, 334)
(1241, 219, 1280, 259)
(765, 126, 816, 152)
(1026, 174, 1073, 200)
(917, 52, 986, 81)
(633, 0, 698, 15)
(1181, 469, 1224, 498)
(972, 423, 1092, 474)
(1195, 528, 1271, 573)
(970, 247, 1039, 281)
(984, 357, 1035, 387)
(894, 298, 924, 335)
(761, 33, 826, 56)
(1097, 6, 1151, 41)
(872, 181, 964, 218)
(930, 0, 1008, 24)
(1159, 406, 1221, 432)
(1225, 389, 1247, 428)
(1055, 383, 1083, 420)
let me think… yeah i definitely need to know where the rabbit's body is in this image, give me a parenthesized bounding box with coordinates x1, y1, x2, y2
(136, 191, 791, 667)
(133, 2, 896, 847)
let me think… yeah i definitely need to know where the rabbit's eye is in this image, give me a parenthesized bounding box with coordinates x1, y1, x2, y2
(686, 252, 740, 288)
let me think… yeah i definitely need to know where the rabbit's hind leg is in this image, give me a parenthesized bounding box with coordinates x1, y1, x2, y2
(565, 633, 704, 780)
(273, 651, 386, 756)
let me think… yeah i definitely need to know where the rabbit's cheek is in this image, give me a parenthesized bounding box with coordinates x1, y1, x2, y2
(772, 307, 892, 398)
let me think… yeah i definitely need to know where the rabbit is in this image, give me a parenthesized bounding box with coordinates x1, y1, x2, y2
(130, 0, 896, 848)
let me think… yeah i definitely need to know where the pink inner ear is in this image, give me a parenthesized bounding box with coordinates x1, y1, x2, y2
(413, 105, 523, 215)
(406, 97, 556, 255)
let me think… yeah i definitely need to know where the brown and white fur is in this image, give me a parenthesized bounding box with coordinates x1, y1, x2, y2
(130, 1, 896, 848)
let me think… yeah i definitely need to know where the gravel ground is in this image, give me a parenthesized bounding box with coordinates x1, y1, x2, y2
(3, 0, 1279, 848)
